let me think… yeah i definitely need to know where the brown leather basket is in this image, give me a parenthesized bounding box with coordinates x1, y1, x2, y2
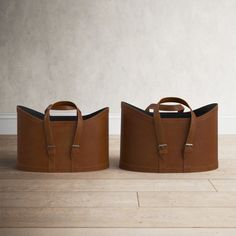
(120, 97, 218, 173)
(17, 101, 109, 172)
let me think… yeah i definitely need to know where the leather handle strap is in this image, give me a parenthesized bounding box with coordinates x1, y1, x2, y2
(153, 97, 196, 165)
(44, 101, 79, 113)
(146, 103, 184, 113)
(44, 101, 83, 171)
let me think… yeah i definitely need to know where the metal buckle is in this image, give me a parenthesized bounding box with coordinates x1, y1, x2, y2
(158, 144, 167, 148)
(185, 143, 193, 147)
(158, 144, 167, 151)
(72, 144, 80, 148)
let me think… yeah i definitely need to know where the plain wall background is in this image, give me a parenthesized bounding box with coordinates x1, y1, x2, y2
(0, 0, 236, 117)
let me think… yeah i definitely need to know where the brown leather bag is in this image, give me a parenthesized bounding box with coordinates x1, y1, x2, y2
(120, 97, 218, 173)
(17, 101, 109, 172)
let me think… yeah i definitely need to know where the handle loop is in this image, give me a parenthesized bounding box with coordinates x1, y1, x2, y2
(146, 103, 184, 113)
(44, 101, 83, 171)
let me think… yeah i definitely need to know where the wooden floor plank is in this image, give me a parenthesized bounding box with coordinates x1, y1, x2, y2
(1, 228, 236, 236)
(0, 179, 215, 192)
(219, 135, 236, 159)
(138, 192, 236, 207)
(210, 180, 236, 192)
(0, 191, 138, 208)
(1, 207, 236, 227)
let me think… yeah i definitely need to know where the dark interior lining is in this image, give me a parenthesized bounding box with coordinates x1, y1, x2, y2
(124, 102, 217, 118)
(18, 102, 217, 120)
(17, 106, 107, 121)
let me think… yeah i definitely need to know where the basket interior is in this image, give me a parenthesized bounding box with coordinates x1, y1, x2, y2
(17, 106, 108, 121)
(123, 102, 218, 118)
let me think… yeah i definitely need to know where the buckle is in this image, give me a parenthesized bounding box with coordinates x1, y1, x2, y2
(47, 145, 56, 159)
(185, 143, 193, 154)
(72, 144, 80, 148)
(185, 143, 193, 147)
(158, 144, 168, 157)
(158, 144, 167, 151)
(158, 144, 167, 148)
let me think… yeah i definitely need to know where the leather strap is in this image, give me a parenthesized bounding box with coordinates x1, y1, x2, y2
(153, 97, 197, 172)
(146, 104, 184, 113)
(44, 105, 77, 113)
(44, 101, 83, 172)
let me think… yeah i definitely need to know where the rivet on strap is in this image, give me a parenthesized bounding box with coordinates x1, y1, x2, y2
(158, 144, 168, 159)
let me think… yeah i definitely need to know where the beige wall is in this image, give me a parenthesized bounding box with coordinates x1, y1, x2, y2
(0, 0, 236, 115)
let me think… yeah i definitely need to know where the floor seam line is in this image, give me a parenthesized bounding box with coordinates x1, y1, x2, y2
(208, 179, 218, 192)
(136, 192, 140, 208)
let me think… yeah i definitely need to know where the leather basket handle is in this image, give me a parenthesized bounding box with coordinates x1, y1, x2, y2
(146, 103, 184, 113)
(44, 101, 83, 171)
(153, 97, 196, 162)
(44, 101, 77, 113)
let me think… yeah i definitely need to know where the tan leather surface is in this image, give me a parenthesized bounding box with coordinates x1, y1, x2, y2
(17, 101, 109, 172)
(119, 97, 218, 173)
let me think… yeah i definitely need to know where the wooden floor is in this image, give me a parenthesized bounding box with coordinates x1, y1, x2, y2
(1, 135, 236, 235)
